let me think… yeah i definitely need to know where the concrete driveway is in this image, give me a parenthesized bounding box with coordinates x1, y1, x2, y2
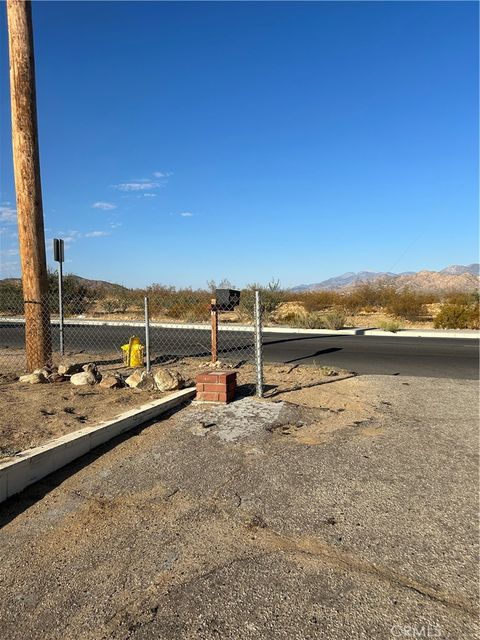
(0, 375, 478, 639)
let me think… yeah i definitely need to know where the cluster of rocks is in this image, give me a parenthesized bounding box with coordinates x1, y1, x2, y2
(18, 362, 188, 392)
(199, 360, 233, 370)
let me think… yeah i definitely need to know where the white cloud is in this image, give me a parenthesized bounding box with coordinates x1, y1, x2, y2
(93, 201, 116, 210)
(0, 206, 17, 223)
(62, 230, 82, 244)
(112, 171, 172, 192)
(179, 212, 194, 217)
(110, 222, 122, 229)
(49, 230, 82, 245)
(113, 181, 160, 192)
(85, 230, 110, 238)
(0, 248, 18, 257)
(143, 193, 157, 198)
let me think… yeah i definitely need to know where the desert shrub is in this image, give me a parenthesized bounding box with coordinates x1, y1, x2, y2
(291, 309, 346, 330)
(385, 289, 426, 321)
(321, 309, 347, 330)
(296, 312, 327, 329)
(434, 303, 479, 329)
(100, 298, 129, 314)
(166, 296, 210, 321)
(275, 311, 305, 326)
(0, 282, 23, 314)
(48, 272, 91, 315)
(444, 291, 479, 306)
(101, 299, 117, 314)
(183, 301, 211, 322)
(240, 279, 286, 320)
(290, 290, 341, 312)
(378, 320, 402, 333)
(342, 283, 397, 313)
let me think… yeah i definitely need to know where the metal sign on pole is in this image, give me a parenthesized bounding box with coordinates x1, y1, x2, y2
(53, 238, 64, 356)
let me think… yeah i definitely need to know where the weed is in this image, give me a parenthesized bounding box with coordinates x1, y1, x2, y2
(378, 320, 402, 333)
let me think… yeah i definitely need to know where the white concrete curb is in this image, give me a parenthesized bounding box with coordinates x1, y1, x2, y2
(262, 327, 480, 339)
(1, 317, 478, 339)
(0, 387, 195, 504)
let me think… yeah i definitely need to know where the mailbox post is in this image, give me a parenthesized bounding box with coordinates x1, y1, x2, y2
(53, 238, 64, 355)
(211, 289, 241, 363)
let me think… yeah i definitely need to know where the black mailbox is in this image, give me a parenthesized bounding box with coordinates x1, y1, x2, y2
(215, 289, 241, 311)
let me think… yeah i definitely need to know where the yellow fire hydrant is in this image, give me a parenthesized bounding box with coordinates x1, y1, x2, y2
(121, 335, 145, 368)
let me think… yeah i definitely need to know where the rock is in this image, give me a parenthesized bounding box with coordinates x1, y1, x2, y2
(33, 366, 53, 377)
(99, 374, 124, 389)
(19, 372, 46, 384)
(48, 373, 66, 383)
(70, 371, 97, 386)
(125, 369, 145, 388)
(82, 362, 98, 374)
(136, 372, 157, 391)
(199, 360, 233, 370)
(58, 362, 84, 376)
(70, 364, 101, 386)
(153, 368, 184, 392)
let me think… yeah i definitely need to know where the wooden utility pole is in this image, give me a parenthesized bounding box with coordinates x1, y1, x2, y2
(6, 0, 51, 370)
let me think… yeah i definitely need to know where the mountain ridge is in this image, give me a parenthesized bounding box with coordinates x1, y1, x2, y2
(291, 264, 480, 292)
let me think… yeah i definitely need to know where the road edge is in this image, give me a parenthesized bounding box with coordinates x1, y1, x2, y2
(0, 387, 195, 504)
(1, 317, 478, 339)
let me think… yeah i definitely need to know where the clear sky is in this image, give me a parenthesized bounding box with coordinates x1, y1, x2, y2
(0, 1, 478, 289)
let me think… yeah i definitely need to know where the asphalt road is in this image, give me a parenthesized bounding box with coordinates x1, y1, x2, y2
(0, 322, 478, 379)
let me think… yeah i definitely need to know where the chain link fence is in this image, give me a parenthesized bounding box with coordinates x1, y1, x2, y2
(0, 282, 264, 395)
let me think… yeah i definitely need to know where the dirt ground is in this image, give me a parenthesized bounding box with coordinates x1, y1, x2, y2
(0, 356, 353, 456)
(0, 374, 477, 639)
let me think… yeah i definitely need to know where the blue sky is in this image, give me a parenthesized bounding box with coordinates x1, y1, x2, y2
(0, 1, 478, 289)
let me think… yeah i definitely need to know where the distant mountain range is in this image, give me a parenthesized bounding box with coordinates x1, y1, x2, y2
(291, 264, 480, 292)
(2, 264, 479, 295)
(1, 275, 128, 295)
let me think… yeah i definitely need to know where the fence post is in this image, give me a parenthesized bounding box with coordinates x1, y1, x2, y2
(254, 289, 264, 398)
(211, 297, 218, 363)
(57, 259, 64, 356)
(144, 296, 151, 373)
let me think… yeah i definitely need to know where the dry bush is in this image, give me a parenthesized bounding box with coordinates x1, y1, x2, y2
(240, 279, 286, 321)
(296, 312, 327, 329)
(434, 302, 479, 329)
(287, 290, 341, 312)
(378, 319, 402, 333)
(342, 283, 397, 313)
(385, 289, 427, 321)
(322, 309, 347, 330)
(444, 291, 479, 306)
(291, 309, 346, 330)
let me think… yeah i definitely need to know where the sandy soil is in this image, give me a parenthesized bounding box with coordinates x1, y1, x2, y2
(0, 382, 165, 457)
(0, 355, 352, 457)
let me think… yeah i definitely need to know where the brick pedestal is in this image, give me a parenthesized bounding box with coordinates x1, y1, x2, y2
(196, 370, 237, 403)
